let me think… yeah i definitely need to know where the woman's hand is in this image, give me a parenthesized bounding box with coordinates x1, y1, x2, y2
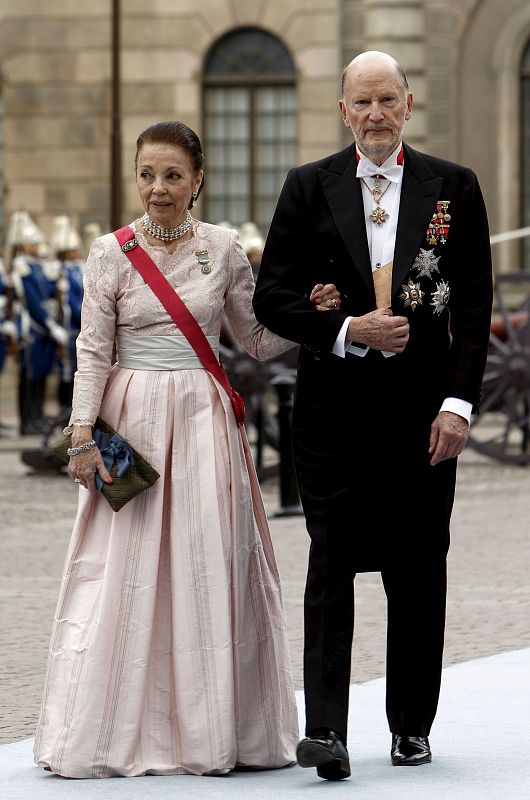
(68, 429, 113, 491)
(310, 283, 341, 312)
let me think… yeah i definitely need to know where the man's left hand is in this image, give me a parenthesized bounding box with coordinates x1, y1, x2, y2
(429, 411, 469, 466)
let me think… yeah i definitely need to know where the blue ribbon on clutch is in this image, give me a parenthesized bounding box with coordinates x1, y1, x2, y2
(93, 428, 135, 492)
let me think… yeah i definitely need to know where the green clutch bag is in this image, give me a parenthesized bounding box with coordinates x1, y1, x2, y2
(53, 417, 160, 512)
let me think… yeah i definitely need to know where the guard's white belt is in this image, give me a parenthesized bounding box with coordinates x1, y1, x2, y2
(116, 335, 219, 370)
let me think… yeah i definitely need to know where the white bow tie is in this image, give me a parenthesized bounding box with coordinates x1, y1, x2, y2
(356, 162, 403, 183)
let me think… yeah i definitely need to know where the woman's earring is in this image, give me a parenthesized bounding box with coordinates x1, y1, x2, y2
(192, 191, 198, 207)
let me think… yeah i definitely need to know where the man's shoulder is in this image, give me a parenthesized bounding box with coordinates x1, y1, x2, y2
(405, 144, 476, 180)
(292, 145, 355, 178)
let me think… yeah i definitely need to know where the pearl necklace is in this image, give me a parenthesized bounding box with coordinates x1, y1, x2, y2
(141, 211, 193, 241)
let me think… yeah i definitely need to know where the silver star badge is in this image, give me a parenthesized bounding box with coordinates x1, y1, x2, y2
(430, 280, 450, 315)
(412, 248, 441, 278)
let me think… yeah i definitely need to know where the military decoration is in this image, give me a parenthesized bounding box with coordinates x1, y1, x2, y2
(412, 247, 441, 279)
(369, 206, 390, 226)
(196, 249, 211, 274)
(426, 201, 451, 246)
(361, 176, 391, 225)
(430, 280, 450, 315)
(399, 279, 424, 311)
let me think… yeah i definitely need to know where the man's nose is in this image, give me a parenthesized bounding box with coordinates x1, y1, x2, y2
(369, 102, 384, 120)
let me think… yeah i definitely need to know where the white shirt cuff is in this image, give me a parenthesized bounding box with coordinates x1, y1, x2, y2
(332, 317, 351, 357)
(440, 397, 472, 426)
(332, 316, 371, 358)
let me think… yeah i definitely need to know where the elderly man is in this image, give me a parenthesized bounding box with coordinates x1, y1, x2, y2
(253, 51, 492, 779)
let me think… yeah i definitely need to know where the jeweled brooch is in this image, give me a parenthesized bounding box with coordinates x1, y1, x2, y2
(400, 278, 424, 311)
(412, 247, 441, 279)
(430, 280, 450, 315)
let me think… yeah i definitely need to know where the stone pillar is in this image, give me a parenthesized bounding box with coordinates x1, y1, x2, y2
(358, 0, 427, 151)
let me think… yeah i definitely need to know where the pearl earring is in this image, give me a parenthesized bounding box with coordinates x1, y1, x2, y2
(192, 191, 198, 207)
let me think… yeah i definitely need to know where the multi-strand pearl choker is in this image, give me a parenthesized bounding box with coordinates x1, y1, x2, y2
(141, 211, 193, 241)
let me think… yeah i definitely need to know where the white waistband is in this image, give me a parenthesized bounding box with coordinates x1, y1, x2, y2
(116, 335, 219, 370)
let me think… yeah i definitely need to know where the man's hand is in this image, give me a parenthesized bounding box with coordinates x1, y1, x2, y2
(347, 308, 409, 353)
(429, 411, 469, 466)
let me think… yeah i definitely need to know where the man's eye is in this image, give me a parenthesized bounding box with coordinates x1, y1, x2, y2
(140, 172, 151, 180)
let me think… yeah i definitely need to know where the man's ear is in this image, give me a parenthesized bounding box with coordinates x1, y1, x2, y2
(404, 92, 413, 120)
(338, 100, 351, 129)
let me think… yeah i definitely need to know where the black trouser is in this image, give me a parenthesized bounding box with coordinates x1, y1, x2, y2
(303, 550, 447, 743)
(18, 367, 46, 432)
(294, 349, 455, 744)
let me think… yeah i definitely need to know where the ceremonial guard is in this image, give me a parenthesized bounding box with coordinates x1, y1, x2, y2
(50, 216, 85, 412)
(8, 211, 69, 434)
(0, 256, 17, 431)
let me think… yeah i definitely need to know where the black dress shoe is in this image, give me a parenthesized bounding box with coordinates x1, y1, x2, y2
(296, 729, 350, 780)
(391, 734, 432, 766)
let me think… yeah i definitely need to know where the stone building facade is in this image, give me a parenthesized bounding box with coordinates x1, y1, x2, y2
(1, 0, 529, 271)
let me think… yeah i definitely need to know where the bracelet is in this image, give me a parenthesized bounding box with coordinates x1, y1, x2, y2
(67, 439, 96, 457)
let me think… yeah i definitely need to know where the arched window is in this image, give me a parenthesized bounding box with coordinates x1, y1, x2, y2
(203, 28, 297, 234)
(521, 39, 530, 268)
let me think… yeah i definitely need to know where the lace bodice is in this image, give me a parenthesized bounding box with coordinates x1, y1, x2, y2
(69, 219, 294, 428)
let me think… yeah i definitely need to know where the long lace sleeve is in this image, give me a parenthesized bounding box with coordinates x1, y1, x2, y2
(65, 236, 119, 431)
(224, 230, 295, 361)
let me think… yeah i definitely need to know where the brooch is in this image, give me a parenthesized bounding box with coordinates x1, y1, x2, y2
(121, 238, 138, 252)
(399, 278, 424, 311)
(196, 249, 211, 274)
(430, 280, 450, 315)
(412, 247, 441, 279)
(426, 201, 451, 246)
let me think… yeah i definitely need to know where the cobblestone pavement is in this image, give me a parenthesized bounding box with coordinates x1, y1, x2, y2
(1, 366, 530, 745)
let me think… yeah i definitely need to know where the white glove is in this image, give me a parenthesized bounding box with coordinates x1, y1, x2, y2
(1, 320, 18, 339)
(46, 319, 69, 346)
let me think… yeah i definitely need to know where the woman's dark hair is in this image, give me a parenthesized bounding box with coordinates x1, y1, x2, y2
(135, 121, 205, 208)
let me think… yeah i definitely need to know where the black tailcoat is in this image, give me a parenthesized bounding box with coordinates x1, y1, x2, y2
(253, 143, 493, 740)
(254, 142, 492, 569)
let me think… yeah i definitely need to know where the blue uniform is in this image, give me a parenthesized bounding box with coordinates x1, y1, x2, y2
(12, 254, 66, 432)
(15, 255, 59, 381)
(0, 260, 8, 374)
(56, 259, 84, 407)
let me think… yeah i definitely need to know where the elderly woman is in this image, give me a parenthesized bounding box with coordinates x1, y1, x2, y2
(34, 121, 340, 778)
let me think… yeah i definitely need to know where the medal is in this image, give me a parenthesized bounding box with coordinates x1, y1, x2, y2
(426, 201, 451, 246)
(399, 278, 424, 311)
(412, 247, 441, 278)
(362, 175, 391, 225)
(430, 280, 450, 315)
(370, 206, 390, 225)
(196, 249, 211, 274)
